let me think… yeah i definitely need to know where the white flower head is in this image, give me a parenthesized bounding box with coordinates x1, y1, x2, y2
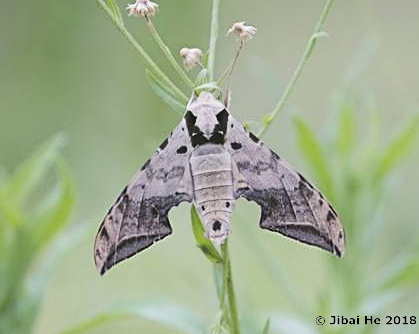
(226, 21, 257, 41)
(127, 0, 158, 18)
(179, 47, 202, 71)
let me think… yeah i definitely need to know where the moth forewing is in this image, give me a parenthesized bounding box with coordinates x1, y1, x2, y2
(94, 119, 194, 275)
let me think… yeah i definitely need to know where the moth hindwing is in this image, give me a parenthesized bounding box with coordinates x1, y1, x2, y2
(94, 91, 344, 274)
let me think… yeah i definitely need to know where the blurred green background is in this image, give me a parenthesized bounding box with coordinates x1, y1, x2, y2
(1, 1, 418, 334)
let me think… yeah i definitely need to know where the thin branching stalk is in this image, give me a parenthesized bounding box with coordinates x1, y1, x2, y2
(216, 60, 233, 86)
(257, 0, 337, 137)
(226, 40, 244, 92)
(208, 0, 220, 81)
(95, 0, 188, 104)
(145, 18, 195, 89)
(217, 39, 244, 87)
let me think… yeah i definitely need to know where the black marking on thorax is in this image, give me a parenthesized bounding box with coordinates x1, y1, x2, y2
(185, 109, 229, 147)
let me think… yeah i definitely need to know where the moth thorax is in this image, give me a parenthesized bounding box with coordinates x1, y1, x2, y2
(195, 110, 218, 139)
(190, 144, 235, 244)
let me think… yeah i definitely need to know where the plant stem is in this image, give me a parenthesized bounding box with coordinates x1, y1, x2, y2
(221, 242, 241, 334)
(145, 18, 195, 90)
(217, 40, 244, 87)
(95, 0, 188, 104)
(207, 0, 220, 81)
(257, 0, 337, 137)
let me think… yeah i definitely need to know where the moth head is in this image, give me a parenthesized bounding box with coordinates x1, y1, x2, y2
(205, 218, 230, 245)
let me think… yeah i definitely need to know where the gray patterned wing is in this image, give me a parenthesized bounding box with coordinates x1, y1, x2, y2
(226, 115, 345, 257)
(94, 119, 194, 274)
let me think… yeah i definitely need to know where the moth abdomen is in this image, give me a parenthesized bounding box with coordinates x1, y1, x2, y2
(190, 144, 235, 244)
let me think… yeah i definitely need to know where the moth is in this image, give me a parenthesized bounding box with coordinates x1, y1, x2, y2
(94, 92, 345, 275)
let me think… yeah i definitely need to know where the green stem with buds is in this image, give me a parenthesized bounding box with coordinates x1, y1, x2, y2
(207, 0, 220, 81)
(95, 0, 188, 104)
(258, 0, 337, 137)
(145, 18, 195, 90)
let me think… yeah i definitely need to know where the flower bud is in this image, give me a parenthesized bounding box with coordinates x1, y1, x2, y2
(179, 47, 203, 71)
(127, 0, 158, 18)
(226, 21, 257, 41)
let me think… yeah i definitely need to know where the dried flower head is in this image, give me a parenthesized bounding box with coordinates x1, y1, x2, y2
(127, 0, 158, 18)
(179, 47, 202, 71)
(226, 21, 257, 41)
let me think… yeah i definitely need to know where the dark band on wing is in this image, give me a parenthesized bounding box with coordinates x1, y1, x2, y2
(95, 192, 191, 275)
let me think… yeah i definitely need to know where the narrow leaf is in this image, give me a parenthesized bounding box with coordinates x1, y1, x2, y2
(374, 115, 419, 183)
(28, 159, 75, 252)
(0, 186, 23, 226)
(7, 134, 66, 204)
(21, 223, 89, 330)
(293, 116, 334, 199)
(106, 0, 123, 25)
(311, 31, 328, 40)
(195, 68, 209, 87)
(263, 113, 275, 126)
(201, 50, 210, 68)
(212, 263, 224, 299)
(269, 313, 319, 334)
(375, 253, 419, 290)
(262, 318, 270, 334)
(337, 103, 356, 155)
(190, 206, 223, 264)
(59, 301, 205, 334)
(359, 290, 404, 314)
(146, 69, 186, 113)
(194, 82, 222, 95)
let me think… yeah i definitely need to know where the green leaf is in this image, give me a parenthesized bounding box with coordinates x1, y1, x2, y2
(28, 158, 75, 253)
(106, 0, 123, 25)
(59, 301, 205, 334)
(263, 113, 275, 126)
(359, 289, 404, 315)
(311, 31, 328, 40)
(194, 82, 223, 96)
(195, 68, 209, 87)
(269, 313, 319, 334)
(293, 116, 334, 199)
(0, 186, 23, 226)
(200, 50, 210, 68)
(190, 206, 223, 264)
(20, 222, 89, 332)
(337, 103, 356, 155)
(207, 311, 229, 334)
(262, 318, 270, 334)
(213, 263, 224, 299)
(7, 134, 66, 205)
(374, 115, 419, 183)
(375, 252, 419, 290)
(146, 69, 186, 113)
(358, 106, 381, 175)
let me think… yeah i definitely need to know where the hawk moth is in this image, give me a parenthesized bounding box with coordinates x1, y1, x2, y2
(94, 92, 345, 275)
